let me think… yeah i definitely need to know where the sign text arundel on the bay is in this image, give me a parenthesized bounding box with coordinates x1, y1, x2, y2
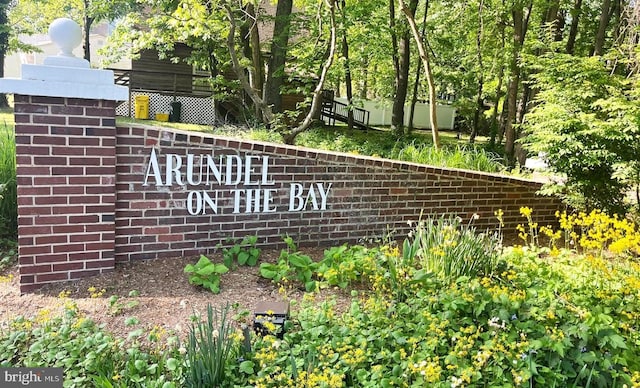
(142, 149, 332, 215)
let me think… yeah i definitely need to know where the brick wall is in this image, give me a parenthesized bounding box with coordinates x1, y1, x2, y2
(114, 125, 565, 263)
(15, 110, 565, 291)
(14, 95, 117, 292)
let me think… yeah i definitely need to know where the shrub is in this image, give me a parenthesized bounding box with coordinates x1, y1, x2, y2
(412, 214, 501, 281)
(218, 235, 261, 268)
(259, 236, 318, 292)
(523, 53, 640, 215)
(184, 304, 235, 388)
(184, 255, 229, 294)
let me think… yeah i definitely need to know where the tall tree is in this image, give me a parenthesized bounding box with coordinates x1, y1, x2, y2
(592, 0, 612, 56)
(399, 0, 440, 149)
(338, 0, 354, 129)
(391, 0, 417, 135)
(264, 0, 293, 114)
(407, 0, 428, 133)
(503, 0, 531, 167)
(470, 0, 485, 143)
(0, 0, 10, 108)
(565, 0, 582, 54)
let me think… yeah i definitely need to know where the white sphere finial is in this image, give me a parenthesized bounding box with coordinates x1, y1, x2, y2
(49, 18, 82, 57)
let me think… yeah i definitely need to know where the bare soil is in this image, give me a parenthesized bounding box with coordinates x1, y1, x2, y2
(0, 248, 352, 340)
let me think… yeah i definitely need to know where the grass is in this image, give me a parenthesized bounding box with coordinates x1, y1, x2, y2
(118, 116, 504, 173)
(0, 109, 16, 239)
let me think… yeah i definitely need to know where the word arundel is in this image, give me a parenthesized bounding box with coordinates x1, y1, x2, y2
(142, 149, 332, 215)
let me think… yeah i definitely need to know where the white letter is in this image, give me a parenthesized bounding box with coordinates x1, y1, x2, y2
(263, 188, 277, 212)
(186, 154, 203, 186)
(261, 156, 275, 185)
(289, 183, 304, 211)
(231, 189, 242, 214)
(305, 186, 319, 210)
(187, 191, 202, 215)
(143, 148, 164, 186)
(244, 155, 260, 185)
(165, 154, 184, 186)
(225, 155, 242, 185)
(205, 155, 223, 185)
(202, 191, 218, 214)
(316, 182, 332, 210)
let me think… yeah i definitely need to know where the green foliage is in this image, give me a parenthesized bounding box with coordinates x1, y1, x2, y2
(218, 235, 261, 268)
(412, 214, 501, 281)
(0, 238, 17, 273)
(249, 246, 640, 387)
(108, 290, 140, 316)
(184, 304, 234, 388)
(184, 255, 229, 294)
(316, 244, 372, 288)
(391, 142, 505, 173)
(523, 53, 640, 215)
(2, 212, 640, 387)
(259, 236, 318, 292)
(0, 302, 183, 387)
(0, 119, 16, 239)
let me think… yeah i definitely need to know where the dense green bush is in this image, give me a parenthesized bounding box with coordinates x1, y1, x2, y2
(523, 53, 640, 215)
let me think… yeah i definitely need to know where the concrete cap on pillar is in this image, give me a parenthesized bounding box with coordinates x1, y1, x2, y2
(0, 17, 128, 101)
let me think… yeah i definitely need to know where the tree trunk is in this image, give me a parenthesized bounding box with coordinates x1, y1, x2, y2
(489, 12, 506, 146)
(408, 0, 429, 133)
(247, 3, 264, 120)
(264, 0, 293, 114)
(470, 0, 485, 144)
(82, 0, 93, 62)
(566, 0, 582, 54)
(592, 0, 612, 55)
(339, 1, 354, 129)
(0, 0, 9, 108)
(223, 3, 274, 125)
(504, 6, 526, 167)
(399, 0, 440, 149)
(282, 0, 338, 144)
(360, 56, 369, 99)
(391, 0, 417, 135)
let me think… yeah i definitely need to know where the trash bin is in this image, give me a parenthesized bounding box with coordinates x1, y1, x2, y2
(134, 95, 150, 119)
(169, 101, 182, 122)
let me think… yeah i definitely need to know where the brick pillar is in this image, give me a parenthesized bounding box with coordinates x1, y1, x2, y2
(0, 18, 127, 292)
(14, 95, 117, 292)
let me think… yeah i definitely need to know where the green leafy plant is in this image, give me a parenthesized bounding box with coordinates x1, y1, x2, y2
(0, 302, 184, 386)
(413, 214, 501, 281)
(218, 235, 261, 268)
(185, 303, 234, 388)
(316, 244, 372, 289)
(108, 290, 141, 316)
(259, 236, 318, 292)
(523, 53, 640, 215)
(184, 255, 229, 294)
(0, 238, 17, 272)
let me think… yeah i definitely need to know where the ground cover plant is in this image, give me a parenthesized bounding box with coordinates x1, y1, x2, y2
(1, 210, 639, 387)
